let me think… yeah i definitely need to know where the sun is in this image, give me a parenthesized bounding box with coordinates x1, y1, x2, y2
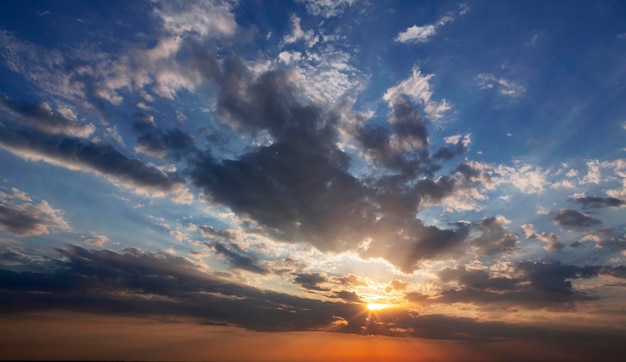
(366, 302, 389, 311)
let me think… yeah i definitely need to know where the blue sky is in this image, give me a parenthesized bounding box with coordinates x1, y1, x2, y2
(1, 1, 626, 360)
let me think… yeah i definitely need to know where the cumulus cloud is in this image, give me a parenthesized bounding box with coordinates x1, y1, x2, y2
(84, 235, 109, 247)
(187, 53, 475, 272)
(395, 25, 437, 43)
(383, 67, 451, 119)
(494, 163, 548, 194)
(469, 216, 518, 255)
(282, 14, 319, 47)
(153, 0, 238, 38)
(0, 188, 70, 236)
(522, 224, 564, 253)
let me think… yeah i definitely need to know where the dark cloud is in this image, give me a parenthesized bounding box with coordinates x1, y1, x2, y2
(0, 189, 69, 237)
(553, 209, 602, 230)
(209, 240, 268, 275)
(432, 136, 469, 161)
(0, 246, 360, 332)
(186, 51, 475, 272)
(571, 196, 624, 209)
(0, 124, 189, 202)
(331, 290, 362, 303)
(407, 262, 622, 310)
(132, 113, 194, 159)
(438, 266, 520, 291)
(293, 272, 330, 291)
(469, 217, 518, 255)
(516, 261, 599, 296)
(356, 97, 430, 175)
(1, 245, 626, 357)
(0, 203, 49, 236)
(336, 273, 367, 286)
(0, 93, 94, 137)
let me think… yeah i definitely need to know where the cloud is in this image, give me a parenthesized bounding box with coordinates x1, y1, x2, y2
(293, 272, 330, 291)
(494, 163, 548, 194)
(331, 290, 362, 302)
(153, 0, 238, 38)
(395, 25, 437, 43)
(394, 5, 466, 44)
(0, 124, 192, 204)
(581, 160, 602, 184)
(297, 0, 357, 18)
(383, 67, 451, 119)
(1, 246, 626, 354)
(209, 240, 269, 275)
(337, 273, 367, 286)
(469, 216, 518, 255)
(0, 188, 70, 237)
(553, 209, 602, 231)
(187, 54, 474, 272)
(475, 73, 525, 97)
(0, 94, 95, 138)
(84, 235, 109, 247)
(131, 114, 195, 159)
(410, 261, 617, 310)
(282, 14, 319, 47)
(522, 224, 564, 253)
(570, 196, 624, 209)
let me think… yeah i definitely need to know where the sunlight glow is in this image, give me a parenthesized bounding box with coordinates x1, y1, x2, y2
(366, 303, 389, 311)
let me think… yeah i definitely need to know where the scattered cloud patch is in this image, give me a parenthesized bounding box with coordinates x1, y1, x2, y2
(383, 67, 451, 119)
(0, 188, 70, 236)
(394, 4, 467, 44)
(475, 73, 525, 97)
(297, 0, 357, 18)
(522, 224, 564, 253)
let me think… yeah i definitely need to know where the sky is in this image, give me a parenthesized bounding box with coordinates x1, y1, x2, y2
(1, 0, 626, 361)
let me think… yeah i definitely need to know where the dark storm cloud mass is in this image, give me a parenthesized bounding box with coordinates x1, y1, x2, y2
(0, 124, 187, 198)
(571, 196, 625, 209)
(185, 50, 478, 271)
(1, 245, 625, 357)
(553, 209, 603, 230)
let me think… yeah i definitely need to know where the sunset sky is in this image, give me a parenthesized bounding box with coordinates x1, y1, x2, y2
(1, 1, 626, 361)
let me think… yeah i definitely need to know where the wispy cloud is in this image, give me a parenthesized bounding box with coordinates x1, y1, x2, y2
(475, 73, 525, 97)
(394, 4, 468, 43)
